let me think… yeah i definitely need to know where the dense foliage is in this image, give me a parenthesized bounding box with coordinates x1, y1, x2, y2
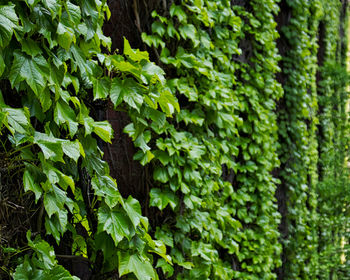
(275, 0, 321, 278)
(0, 0, 175, 279)
(142, 0, 283, 279)
(0, 0, 349, 279)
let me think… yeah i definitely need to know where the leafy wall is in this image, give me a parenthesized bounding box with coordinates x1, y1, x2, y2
(0, 0, 349, 280)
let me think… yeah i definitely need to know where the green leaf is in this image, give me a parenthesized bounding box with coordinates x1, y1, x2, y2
(156, 258, 174, 277)
(98, 206, 132, 246)
(34, 132, 64, 162)
(54, 100, 78, 136)
(23, 170, 42, 202)
(91, 175, 122, 208)
(61, 140, 80, 162)
(42, 0, 62, 18)
(153, 167, 169, 183)
(0, 4, 18, 47)
(0, 52, 5, 77)
(57, 22, 75, 50)
(13, 257, 44, 280)
(123, 37, 149, 62)
(110, 77, 124, 107)
(123, 196, 148, 229)
(27, 232, 57, 269)
(150, 188, 179, 210)
(122, 79, 144, 111)
(21, 38, 43, 57)
(3, 107, 31, 135)
(169, 4, 187, 22)
(44, 192, 61, 218)
(65, 1, 81, 25)
(152, 21, 166, 37)
(141, 62, 166, 85)
(93, 121, 113, 143)
(118, 253, 155, 280)
(179, 24, 199, 46)
(93, 77, 111, 100)
(111, 78, 144, 110)
(9, 51, 49, 96)
(46, 265, 79, 280)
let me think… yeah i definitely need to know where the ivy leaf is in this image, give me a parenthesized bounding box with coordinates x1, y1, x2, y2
(123, 79, 144, 111)
(98, 206, 132, 246)
(46, 265, 79, 280)
(57, 22, 75, 50)
(9, 51, 49, 96)
(13, 256, 44, 280)
(54, 100, 78, 136)
(91, 175, 122, 208)
(0, 52, 5, 77)
(118, 253, 155, 280)
(21, 38, 43, 57)
(110, 78, 144, 111)
(61, 140, 80, 162)
(27, 232, 57, 270)
(93, 121, 113, 143)
(150, 188, 179, 210)
(123, 37, 149, 62)
(179, 24, 199, 47)
(141, 62, 166, 85)
(44, 192, 61, 218)
(3, 107, 31, 135)
(0, 4, 18, 47)
(34, 132, 64, 162)
(65, 1, 81, 25)
(23, 170, 42, 202)
(93, 77, 110, 100)
(110, 77, 124, 107)
(169, 4, 187, 22)
(123, 196, 147, 229)
(42, 0, 62, 19)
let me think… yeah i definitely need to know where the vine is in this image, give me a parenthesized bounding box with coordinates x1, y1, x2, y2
(139, 0, 283, 278)
(0, 1, 175, 279)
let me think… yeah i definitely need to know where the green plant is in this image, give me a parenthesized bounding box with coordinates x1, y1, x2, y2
(0, 1, 175, 279)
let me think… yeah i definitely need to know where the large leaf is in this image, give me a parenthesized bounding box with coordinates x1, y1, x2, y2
(54, 100, 78, 136)
(123, 196, 148, 229)
(149, 188, 179, 210)
(97, 206, 132, 246)
(93, 77, 110, 100)
(0, 4, 18, 47)
(27, 232, 57, 270)
(2, 107, 31, 135)
(123, 37, 149, 62)
(118, 253, 155, 280)
(91, 175, 121, 208)
(9, 51, 49, 96)
(110, 78, 143, 111)
(93, 121, 113, 143)
(23, 170, 42, 202)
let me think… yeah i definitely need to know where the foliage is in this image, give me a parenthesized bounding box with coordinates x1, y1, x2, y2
(139, 0, 283, 279)
(0, 0, 349, 279)
(275, 0, 322, 278)
(0, 0, 175, 279)
(316, 1, 350, 278)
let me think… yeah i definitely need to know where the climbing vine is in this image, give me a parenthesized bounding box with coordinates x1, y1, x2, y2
(275, 0, 322, 278)
(0, 0, 175, 279)
(139, 0, 283, 279)
(0, 0, 349, 279)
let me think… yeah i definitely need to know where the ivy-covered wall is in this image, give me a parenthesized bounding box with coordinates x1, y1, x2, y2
(0, 0, 349, 280)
